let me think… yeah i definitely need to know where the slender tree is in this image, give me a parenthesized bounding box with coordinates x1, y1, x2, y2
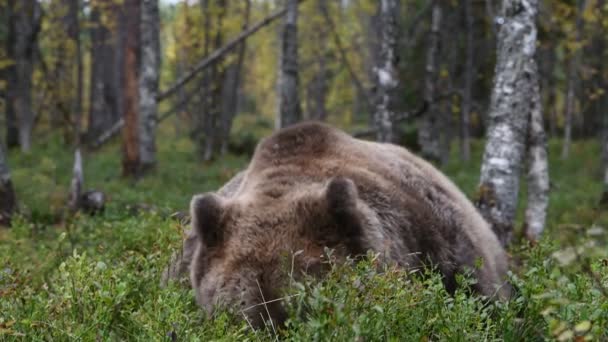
(87, 0, 120, 143)
(220, 0, 251, 155)
(373, 0, 399, 143)
(477, 0, 540, 246)
(418, 0, 441, 160)
(276, 0, 302, 129)
(203, 0, 227, 161)
(524, 70, 549, 242)
(139, 0, 160, 169)
(122, 0, 141, 177)
(0, 143, 16, 226)
(562, 0, 585, 159)
(7, 0, 41, 152)
(4, 0, 19, 148)
(461, 0, 474, 161)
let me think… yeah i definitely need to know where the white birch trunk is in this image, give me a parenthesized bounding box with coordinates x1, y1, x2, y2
(373, 0, 399, 143)
(477, 0, 539, 246)
(524, 66, 549, 241)
(139, 0, 160, 168)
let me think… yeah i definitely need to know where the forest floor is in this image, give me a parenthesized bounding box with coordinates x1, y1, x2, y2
(1, 131, 607, 340)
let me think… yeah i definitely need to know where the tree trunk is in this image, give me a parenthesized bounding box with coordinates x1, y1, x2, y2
(523, 64, 549, 242)
(4, 0, 19, 149)
(0, 143, 16, 226)
(602, 103, 608, 205)
(461, 0, 474, 161)
(275, 0, 302, 129)
(9, 0, 40, 152)
(219, 0, 251, 155)
(139, 0, 160, 169)
(121, 0, 141, 177)
(418, 0, 441, 160)
(562, 0, 585, 159)
(373, 0, 399, 143)
(69, 0, 83, 146)
(87, 0, 120, 143)
(203, 0, 227, 162)
(477, 0, 539, 246)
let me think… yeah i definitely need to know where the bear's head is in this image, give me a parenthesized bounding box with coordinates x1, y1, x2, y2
(189, 177, 369, 328)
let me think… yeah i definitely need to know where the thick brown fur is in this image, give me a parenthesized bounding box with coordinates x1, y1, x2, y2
(187, 122, 510, 328)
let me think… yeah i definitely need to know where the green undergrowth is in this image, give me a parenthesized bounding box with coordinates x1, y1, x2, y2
(1, 133, 607, 340)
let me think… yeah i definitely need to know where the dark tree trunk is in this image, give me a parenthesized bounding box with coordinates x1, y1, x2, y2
(219, 0, 251, 155)
(139, 0, 161, 169)
(121, 0, 141, 177)
(87, 0, 120, 143)
(8, 0, 40, 152)
(4, 1, 19, 149)
(0, 142, 16, 226)
(477, 0, 540, 246)
(276, 0, 302, 129)
(203, 0, 227, 162)
(461, 0, 474, 161)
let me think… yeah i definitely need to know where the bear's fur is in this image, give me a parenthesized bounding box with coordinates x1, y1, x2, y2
(180, 122, 509, 327)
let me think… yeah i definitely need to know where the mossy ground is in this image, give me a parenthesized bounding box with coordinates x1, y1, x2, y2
(1, 130, 607, 340)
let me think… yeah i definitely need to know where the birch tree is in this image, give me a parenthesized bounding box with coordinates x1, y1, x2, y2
(418, 0, 441, 159)
(561, 0, 585, 159)
(477, 0, 541, 246)
(276, 0, 302, 129)
(524, 87, 549, 241)
(0, 143, 16, 226)
(373, 0, 399, 143)
(139, 0, 160, 169)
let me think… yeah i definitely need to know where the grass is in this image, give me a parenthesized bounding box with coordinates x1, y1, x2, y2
(1, 129, 607, 340)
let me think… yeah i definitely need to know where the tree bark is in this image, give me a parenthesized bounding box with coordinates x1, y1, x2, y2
(418, 0, 441, 160)
(9, 0, 41, 152)
(373, 0, 399, 143)
(68, 148, 83, 212)
(4, 0, 19, 148)
(461, 0, 474, 161)
(220, 0, 251, 155)
(275, 0, 302, 129)
(477, 0, 539, 246)
(121, 0, 141, 177)
(139, 0, 160, 169)
(87, 0, 120, 144)
(205, 0, 229, 162)
(523, 64, 549, 242)
(562, 0, 585, 159)
(0, 142, 16, 226)
(70, 0, 83, 146)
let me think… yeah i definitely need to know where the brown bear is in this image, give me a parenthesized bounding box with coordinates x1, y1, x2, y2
(165, 122, 510, 328)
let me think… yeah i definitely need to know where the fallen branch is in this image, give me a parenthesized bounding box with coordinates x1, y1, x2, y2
(91, 5, 296, 148)
(352, 101, 428, 138)
(319, 3, 372, 109)
(157, 6, 289, 102)
(90, 119, 124, 149)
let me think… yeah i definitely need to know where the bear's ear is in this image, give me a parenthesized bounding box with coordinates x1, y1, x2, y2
(325, 177, 362, 237)
(190, 193, 225, 247)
